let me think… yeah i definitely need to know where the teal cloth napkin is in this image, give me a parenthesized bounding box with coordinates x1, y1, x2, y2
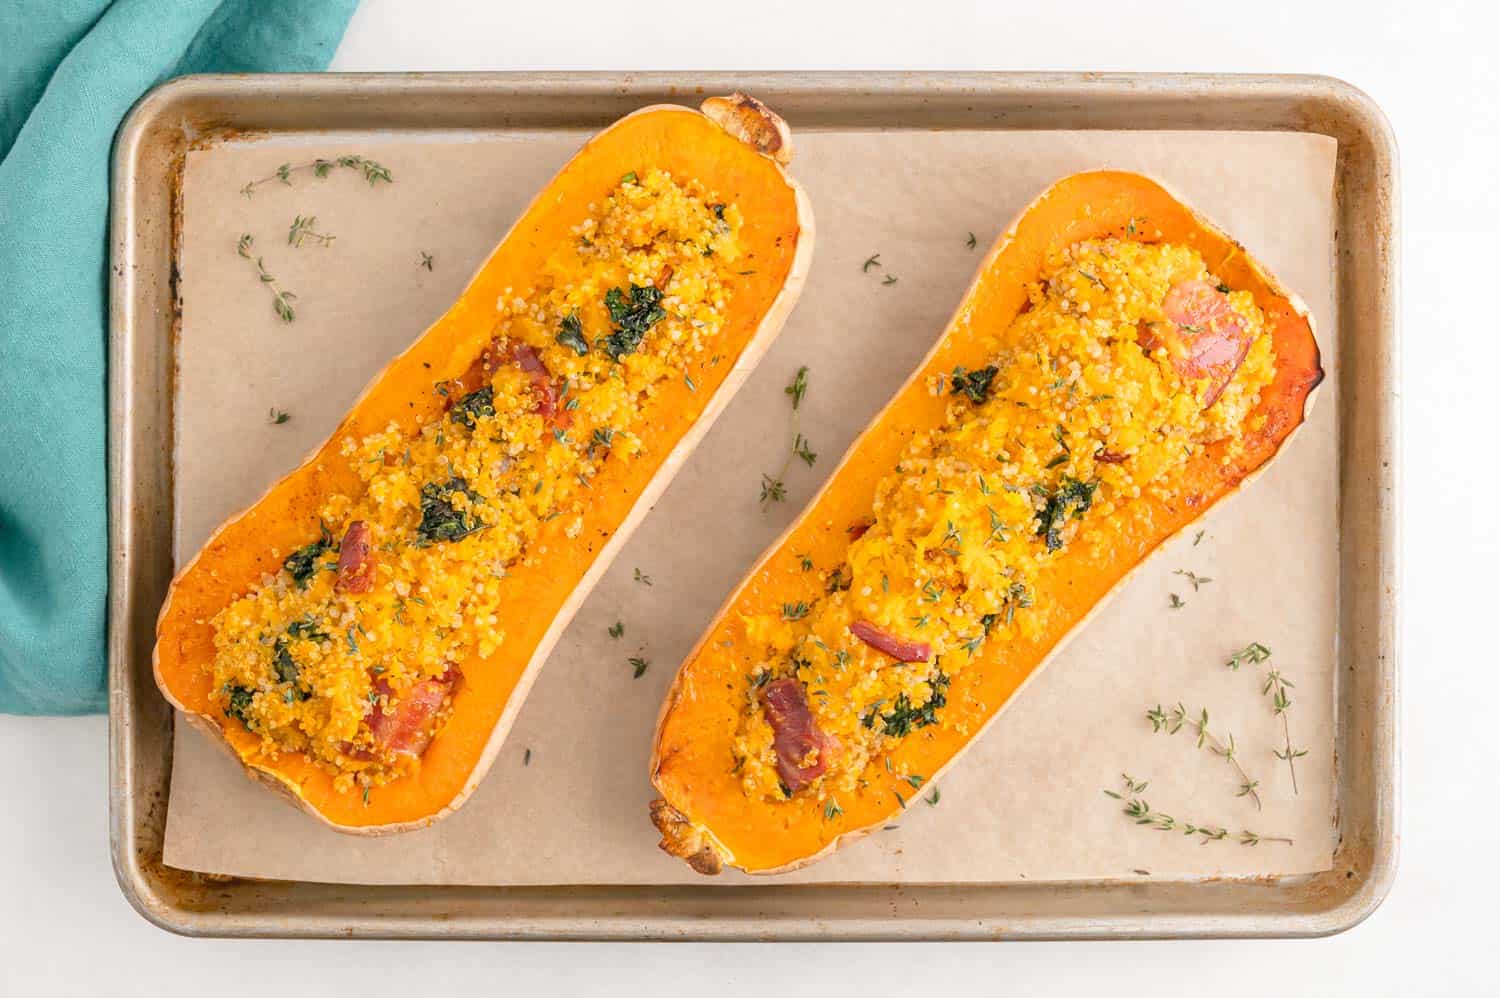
(0, 0, 359, 714)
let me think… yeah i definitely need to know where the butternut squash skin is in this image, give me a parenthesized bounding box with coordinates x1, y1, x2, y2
(155, 96, 814, 834)
(648, 170, 1322, 875)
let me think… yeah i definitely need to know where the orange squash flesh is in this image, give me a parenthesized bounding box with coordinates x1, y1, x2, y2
(155, 97, 813, 833)
(648, 170, 1322, 875)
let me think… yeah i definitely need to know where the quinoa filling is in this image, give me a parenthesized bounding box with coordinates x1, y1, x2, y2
(734, 238, 1277, 802)
(208, 170, 743, 794)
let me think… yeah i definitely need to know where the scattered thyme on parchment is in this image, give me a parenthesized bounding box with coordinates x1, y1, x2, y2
(1146, 702, 1264, 810)
(236, 234, 295, 322)
(761, 366, 816, 508)
(267, 407, 290, 425)
(1227, 642, 1309, 795)
(1104, 775, 1291, 846)
(240, 155, 393, 197)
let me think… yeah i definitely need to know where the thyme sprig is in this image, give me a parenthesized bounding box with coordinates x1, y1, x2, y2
(759, 473, 787, 505)
(1146, 702, 1263, 810)
(761, 366, 814, 509)
(1105, 775, 1291, 845)
(240, 155, 393, 197)
(287, 215, 335, 248)
(1227, 642, 1308, 794)
(236, 234, 296, 322)
(1173, 569, 1212, 591)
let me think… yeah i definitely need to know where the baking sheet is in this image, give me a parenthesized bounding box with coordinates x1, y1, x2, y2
(163, 126, 1338, 886)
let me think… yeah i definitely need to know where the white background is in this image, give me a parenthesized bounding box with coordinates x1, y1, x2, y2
(1, 0, 1486, 993)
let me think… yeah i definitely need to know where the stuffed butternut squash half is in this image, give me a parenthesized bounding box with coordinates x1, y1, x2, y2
(155, 94, 813, 833)
(649, 170, 1322, 875)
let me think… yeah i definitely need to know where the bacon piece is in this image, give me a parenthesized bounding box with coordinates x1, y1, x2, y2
(850, 620, 932, 663)
(1095, 449, 1128, 465)
(335, 521, 376, 594)
(760, 678, 839, 793)
(847, 517, 876, 541)
(366, 665, 463, 759)
(491, 340, 572, 429)
(1141, 279, 1253, 407)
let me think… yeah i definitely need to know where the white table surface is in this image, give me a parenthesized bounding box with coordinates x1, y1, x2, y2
(3, 0, 1485, 992)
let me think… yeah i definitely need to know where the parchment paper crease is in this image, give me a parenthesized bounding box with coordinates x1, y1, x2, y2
(164, 127, 1338, 885)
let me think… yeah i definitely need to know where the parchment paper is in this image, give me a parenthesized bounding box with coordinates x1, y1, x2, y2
(164, 127, 1338, 885)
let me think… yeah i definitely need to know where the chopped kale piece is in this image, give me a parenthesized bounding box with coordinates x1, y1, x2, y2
(416, 477, 486, 546)
(875, 669, 951, 738)
(950, 365, 999, 405)
(283, 523, 334, 589)
(269, 639, 312, 701)
(272, 641, 299, 686)
(449, 385, 496, 429)
(223, 684, 256, 729)
(556, 312, 589, 356)
(285, 616, 327, 642)
(600, 284, 667, 361)
(1035, 475, 1099, 552)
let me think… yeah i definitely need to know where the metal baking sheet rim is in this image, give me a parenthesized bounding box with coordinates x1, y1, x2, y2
(107, 71, 1399, 941)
